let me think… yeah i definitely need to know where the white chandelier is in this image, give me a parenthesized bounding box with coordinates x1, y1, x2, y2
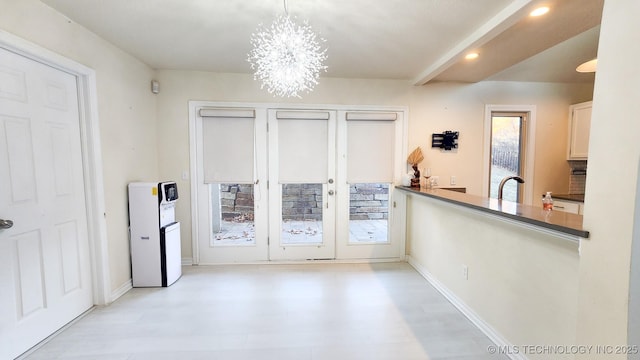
(248, 0, 328, 98)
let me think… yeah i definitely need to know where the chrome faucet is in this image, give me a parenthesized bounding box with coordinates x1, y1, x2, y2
(498, 176, 525, 200)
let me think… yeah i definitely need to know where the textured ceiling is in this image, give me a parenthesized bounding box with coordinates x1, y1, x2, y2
(40, 0, 603, 84)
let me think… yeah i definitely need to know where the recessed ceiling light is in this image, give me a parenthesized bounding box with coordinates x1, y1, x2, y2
(465, 53, 479, 60)
(576, 59, 597, 73)
(530, 6, 550, 17)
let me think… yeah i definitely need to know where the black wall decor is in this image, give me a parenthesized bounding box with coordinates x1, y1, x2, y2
(432, 131, 459, 150)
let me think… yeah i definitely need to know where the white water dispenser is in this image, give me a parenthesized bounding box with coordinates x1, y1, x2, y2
(128, 182, 182, 287)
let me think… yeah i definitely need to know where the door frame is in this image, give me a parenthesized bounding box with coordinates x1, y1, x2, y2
(482, 104, 537, 206)
(0, 30, 110, 305)
(189, 101, 408, 264)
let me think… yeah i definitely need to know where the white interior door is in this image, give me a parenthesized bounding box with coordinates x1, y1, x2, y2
(0, 47, 93, 359)
(268, 109, 336, 260)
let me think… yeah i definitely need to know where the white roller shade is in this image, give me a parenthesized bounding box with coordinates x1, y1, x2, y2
(278, 118, 328, 183)
(277, 110, 330, 120)
(347, 118, 395, 183)
(202, 115, 254, 183)
(346, 112, 397, 121)
(200, 108, 255, 118)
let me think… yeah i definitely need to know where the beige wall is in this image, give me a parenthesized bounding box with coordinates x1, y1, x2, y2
(405, 193, 581, 359)
(575, 1, 640, 358)
(408, 81, 593, 199)
(0, 0, 159, 292)
(155, 70, 592, 259)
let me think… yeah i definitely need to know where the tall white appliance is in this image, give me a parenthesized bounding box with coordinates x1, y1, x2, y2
(128, 182, 182, 287)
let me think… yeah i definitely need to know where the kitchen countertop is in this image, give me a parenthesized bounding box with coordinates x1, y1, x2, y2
(552, 193, 585, 202)
(398, 186, 589, 238)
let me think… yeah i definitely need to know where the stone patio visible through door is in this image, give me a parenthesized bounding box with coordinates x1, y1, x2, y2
(213, 219, 388, 246)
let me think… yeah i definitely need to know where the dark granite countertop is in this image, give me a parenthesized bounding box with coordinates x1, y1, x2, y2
(398, 186, 589, 239)
(551, 193, 585, 202)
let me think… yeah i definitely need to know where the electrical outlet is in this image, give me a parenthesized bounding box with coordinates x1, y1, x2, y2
(431, 176, 439, 186)
(450, 176, 456, 185)
(462, 265, 469, 280)
(181, 171, 189, 180)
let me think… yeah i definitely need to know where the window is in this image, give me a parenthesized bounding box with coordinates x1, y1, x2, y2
(489, 113, 527, 202)
(483, 105, 536, 205)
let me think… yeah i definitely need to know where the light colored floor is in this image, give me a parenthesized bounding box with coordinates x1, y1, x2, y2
(214, 220, 388, 246)
(25, 263, 508, 360)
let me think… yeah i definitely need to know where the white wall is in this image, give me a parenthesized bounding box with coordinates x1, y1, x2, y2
(575, 1, 640, 358)
(0, 0, 159, 292)
(406, 193, 581, 360)
(155, 70, 592, 259)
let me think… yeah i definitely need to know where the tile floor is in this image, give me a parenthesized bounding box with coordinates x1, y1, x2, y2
(24, 263, 508, 360)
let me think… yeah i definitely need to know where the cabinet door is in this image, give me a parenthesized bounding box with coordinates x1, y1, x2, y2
(568, 102, 592, 159)
(553, 200, 580, 214)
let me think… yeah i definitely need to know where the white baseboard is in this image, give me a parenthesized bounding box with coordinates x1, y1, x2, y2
(110, 279, 132, 303)
(406, 256, 528, 360)
(193, 257, 404, 266)
(182, 257, 193, 266)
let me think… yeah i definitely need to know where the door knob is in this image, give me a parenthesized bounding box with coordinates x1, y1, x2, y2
(328, 190, 335, 195)
(0, 219, 13, 229)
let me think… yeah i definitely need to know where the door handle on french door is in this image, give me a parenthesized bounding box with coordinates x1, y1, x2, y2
(328, 190, 335, 195)
(0, 219, 13, 229)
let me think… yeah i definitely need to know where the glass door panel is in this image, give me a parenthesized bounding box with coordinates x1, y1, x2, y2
(211, 183, 255, 246)
(281, 183, 323, 245)
(489, 114, 526, 202)
(348, 183, 389, 244)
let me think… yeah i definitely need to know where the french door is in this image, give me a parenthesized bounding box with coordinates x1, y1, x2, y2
(192, 103, 405, 264)
(267, 109, 336, 260)
(194, 107, 269, 264)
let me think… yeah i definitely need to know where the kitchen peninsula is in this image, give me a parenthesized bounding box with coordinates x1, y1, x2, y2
(398, 186, 588, 239)
(397, 185, 585, 358)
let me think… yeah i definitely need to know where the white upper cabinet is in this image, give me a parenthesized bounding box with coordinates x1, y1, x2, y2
(567, 101, 592, 160)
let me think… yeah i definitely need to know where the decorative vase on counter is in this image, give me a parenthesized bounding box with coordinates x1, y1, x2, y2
(410, 165, 421, 188)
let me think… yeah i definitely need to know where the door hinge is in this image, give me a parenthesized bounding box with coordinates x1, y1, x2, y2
(393, 201, 397, 208)
(267, 237, 270, 245)
(267, 180, 269, 190)
(267, 122, 269, 132)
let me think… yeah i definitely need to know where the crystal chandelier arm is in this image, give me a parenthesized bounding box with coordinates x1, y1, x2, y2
(283, 0, 288, 15)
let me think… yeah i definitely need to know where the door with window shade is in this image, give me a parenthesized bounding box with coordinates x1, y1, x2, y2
(267, 109, 337, 260)
(335, 111, 404, 259)
(195, 108, 269, 264)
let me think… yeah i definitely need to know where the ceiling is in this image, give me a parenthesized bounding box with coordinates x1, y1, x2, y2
(39, 0, 603, 85)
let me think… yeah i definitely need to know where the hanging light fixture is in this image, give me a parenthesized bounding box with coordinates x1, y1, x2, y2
(248, 0, 328, 98)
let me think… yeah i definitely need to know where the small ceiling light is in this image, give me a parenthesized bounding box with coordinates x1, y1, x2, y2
(576, 58, 597, 73)
(530, 6, 550, 17)
(465, 53, 479, 60)
(248, 0, 328, 98)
